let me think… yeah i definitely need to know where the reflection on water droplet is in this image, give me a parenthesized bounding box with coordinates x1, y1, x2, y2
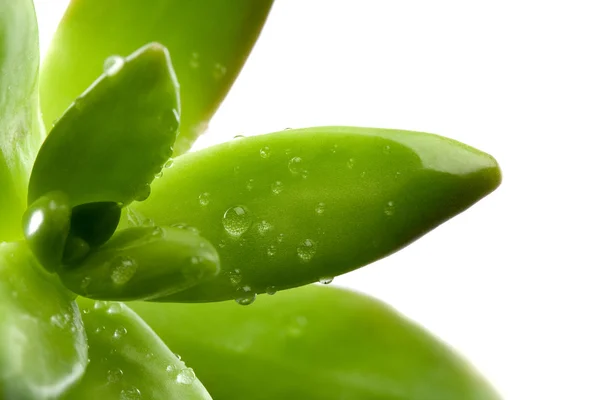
(111, 257, 138, 285)
(113, 326, 128, 340)
(134, 184, 151, 202)
(228, 269, 242, 286)
(164, 158, 174, 169)
(288, 157, 309, 178)
(94, 325, 106, 334)
(277, 233, 285, 243)
(257, 220, 273, 235)
(234, 134, 245, 139)
(94, 301, 109, 310)
(297, 239, 316, 262)
(347, 158, 356, 169)
(155, 171, 163, 179)
(271, 181, 284, 195)
(103, 55, 124, 76)
(319, 276, 334, 285)
(266, 286, 277, 295)
(107, 368, 123, 383)
(267, 245, 277, 257)
(120, 387, 141, 400)
(151, 227, 164, 238)
(198, 192, 210, 206)
(315, 202, 326, 215)
(235, 285, 256, 306)
(107, 303, 123, 314)
(246, 179, 255, 191)
(384, 201, 396, 216)
(383, 144, 391, 154)
(166, 364, 176, 373)
(259, 147, 271, 159)
(176, 368, 197, 385)
(223, 205, 252, 237)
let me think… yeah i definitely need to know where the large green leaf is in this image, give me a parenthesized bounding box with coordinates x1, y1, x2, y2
(62, 298, 212, 400)
(0, 242, 87, 399)
(29, 43, 180, 207)
(0, 0, 44, 240)
(128, 127, 501, 303)
(40, 0, 273, 156)
(132, 285, 501, 400)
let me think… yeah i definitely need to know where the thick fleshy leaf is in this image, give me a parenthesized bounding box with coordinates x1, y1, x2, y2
(0, 242, 87, 399)
(62, 299, 212, 400)
(40, 0, 273, 156)
(128, 127, 501, 302)
(0, 0, 44, 240)
(29, 43, 180, 208)
(59, 226, 220, 301)
(131, 285, 500, 400)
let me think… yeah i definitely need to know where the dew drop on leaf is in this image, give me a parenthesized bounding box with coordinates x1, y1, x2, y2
(107, 368, 123, 383)
(259, 146, 271, 159)
(198, 192, 210, 206)
(222, 206, 252, 237)
(384, 201, 396, 216)
(315, 202, 326, 215)
(103, 55, 125, 76)
(271, 181, 284, 195)
(120, 387, 141, 400)
(257, 220, 273, 235)
(235, 285, 256, 306)
(111, 257, 138, 285)
(297, 239, 317, 262)
(319, 276, 334, 285)
(176, 367, 197, 385)
(113, 326, 128, 340)
(266, 286, 277, 295)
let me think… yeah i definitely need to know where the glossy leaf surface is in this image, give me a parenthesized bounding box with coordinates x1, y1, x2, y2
(40, 0, 273, 155)
(62, 299, 212, 399)
(29, 43, 180, 207)
(132, 285, 500, 400)
(0, 0, 44, 240)
(59, 226, 220, 301)
(0, 242, 87, 399)
(129, 127, 501, 302)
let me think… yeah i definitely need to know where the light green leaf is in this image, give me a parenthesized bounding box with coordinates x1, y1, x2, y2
(0, 0, 44, 240)
(40, 0, 273, 156)
(0, 242, 87, 399)
(128, 127, 501, 302)
(62, 298, 212, 400)
(132, 285, 501, 400)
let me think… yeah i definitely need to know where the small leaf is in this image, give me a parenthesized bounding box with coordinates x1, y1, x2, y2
(29, 42, 180, 207)
(40, 0, 273, 156)
(58, 226, 220, 301)
(128, 127, 501, 302)
(0, 0, 45, 240)
(131, 285, 501, 400)
(62, 298, 212, 399)
(0, 242, 87, 400)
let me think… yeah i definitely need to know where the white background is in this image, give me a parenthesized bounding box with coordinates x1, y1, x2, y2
(33, 1, 600, 399)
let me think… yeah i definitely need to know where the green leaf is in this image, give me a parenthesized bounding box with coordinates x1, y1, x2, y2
(0, 0, 45, 241)
(40, 0, 273, 156)
(29, 42, 180, 208)
(62, 298, 212, 400)
(58, 226, 220, 301)
(131, 285, 501, 400)
(0, 242, 87, 399)
(128, 127, 501, 302)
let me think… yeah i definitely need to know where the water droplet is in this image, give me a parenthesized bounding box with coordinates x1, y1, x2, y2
(94, 301, 109, 310)
(107, 303, 123, 314)
(164, 158, 174, 169)
(246, 179, 255, 191)
(213, 63, 227, 79)
(331, 144, 339, 154)
(259, 147, 271, 159)
(360, 171, 366, 178)
(319, 276, 334, 285)
(111, 257, 138, 285)
(297, 239, 317, 262)
(176, 368, 197, 385)
(315, 202, 326, 215)
(347, 158, 356, 169)
(151, 226, 164, 238)
(223, 205, 252, 237)
(395, 171, 402, 179)
(235, 286, 256, 306)
(155, 171, 163, 179)
(166, 364, 177, 373)
(271, 181, 284, 195)
(198, 192, 210, 206)
(266, 286, 277, 295)
(113, 326, 128, 340)
(107, 368, 123, 383)
(80, 276, 92, 290)
(120, 387, 141, 400)
(94, 325, 106, 334)
(384, 201, 396, 216)
(134, 184, 151, 202)
(228, 269, 242, 286)
(284, 127, 293, 131)
(234, 134, 245, 139)
(288, 157, 308, 178)
(82, 308, 90, 315)
(218, 240, 226, 248)
(383, 144, 391, 154)
(277, 233, 285, 243)
(267, 245, 277, 257)
(103, 55, 124, 76)
(50, 314, 67, 329)
(257, 220, 273, 235)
